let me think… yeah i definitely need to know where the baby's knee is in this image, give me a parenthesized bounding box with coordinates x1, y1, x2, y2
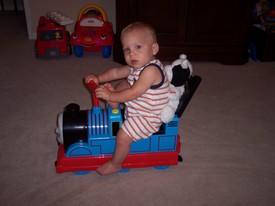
(116, 129, 133, 145)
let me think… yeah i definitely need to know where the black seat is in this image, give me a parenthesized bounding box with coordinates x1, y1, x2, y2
(154, 75, 202, 135)
(175, 75, 202, 118)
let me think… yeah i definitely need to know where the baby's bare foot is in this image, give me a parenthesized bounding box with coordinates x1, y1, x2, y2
(96, 160, 122, 176)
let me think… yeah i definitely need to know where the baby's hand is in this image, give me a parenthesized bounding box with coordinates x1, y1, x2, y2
(103, 83, 119, 108)
(104, 83, 115, 92)
(84, 75, 99, 84)
(95, 85, 112, 101)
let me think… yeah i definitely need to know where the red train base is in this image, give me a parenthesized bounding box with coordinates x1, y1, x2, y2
(56, 135, 181, 174)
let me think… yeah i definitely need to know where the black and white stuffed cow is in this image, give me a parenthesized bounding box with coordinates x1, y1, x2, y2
(160, 54, 193, 123)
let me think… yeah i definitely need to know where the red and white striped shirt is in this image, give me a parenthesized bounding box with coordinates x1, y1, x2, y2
(122, 59, 170, 140)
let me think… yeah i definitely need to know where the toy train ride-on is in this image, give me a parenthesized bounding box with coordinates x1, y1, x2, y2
(55, 73, 201, 175)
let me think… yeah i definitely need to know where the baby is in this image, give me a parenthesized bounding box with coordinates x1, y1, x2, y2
(85, 22, 170, 175)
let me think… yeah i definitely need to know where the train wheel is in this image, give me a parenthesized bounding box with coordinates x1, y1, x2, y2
(120, 168, 131, 173)
(154, 166, 170, 170)
(73, 171, 90, 175)
(66, 142, 92, 175)
(66, 142, 92, 157)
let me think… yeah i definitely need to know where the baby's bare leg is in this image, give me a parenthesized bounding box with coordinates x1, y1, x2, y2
(96, 129, 133, 175)
(104, 80, 129, 108)
(114, 79, 129, 91)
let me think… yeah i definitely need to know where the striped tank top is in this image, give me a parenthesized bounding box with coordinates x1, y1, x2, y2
(124, 59, 170, 125)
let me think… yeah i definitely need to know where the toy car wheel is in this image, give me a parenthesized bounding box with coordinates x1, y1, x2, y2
(102, 46, 112, 58)
(74, 45, 84, 57)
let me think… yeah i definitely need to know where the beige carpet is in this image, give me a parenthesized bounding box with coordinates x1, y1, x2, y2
(1, 11, 275, 206)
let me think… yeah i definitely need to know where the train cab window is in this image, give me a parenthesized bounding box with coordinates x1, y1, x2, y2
(112, 122, 120, 136)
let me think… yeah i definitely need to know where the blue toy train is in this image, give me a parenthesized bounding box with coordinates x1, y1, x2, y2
(55, 76, 201, 174)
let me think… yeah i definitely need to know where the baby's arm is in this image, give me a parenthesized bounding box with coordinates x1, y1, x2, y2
(95, 65, 162, 102)
(85, 65, 130, 84)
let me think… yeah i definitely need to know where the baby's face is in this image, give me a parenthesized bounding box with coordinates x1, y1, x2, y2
(121, 29, 158, 69)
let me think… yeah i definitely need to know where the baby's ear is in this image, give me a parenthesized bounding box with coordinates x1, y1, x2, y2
(152, 42, 159, 55)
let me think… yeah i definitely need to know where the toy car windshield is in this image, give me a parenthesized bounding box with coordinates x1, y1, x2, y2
(80, 16, 104, 27)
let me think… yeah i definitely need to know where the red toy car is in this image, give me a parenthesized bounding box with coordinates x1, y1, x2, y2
(70, 4, 114, 58)
(35, 16, 72, 58)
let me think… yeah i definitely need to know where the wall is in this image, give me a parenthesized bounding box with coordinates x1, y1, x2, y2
(23, 0, 116, 39)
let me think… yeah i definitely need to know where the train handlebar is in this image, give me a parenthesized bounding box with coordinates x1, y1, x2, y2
(86, 80, 99, 107)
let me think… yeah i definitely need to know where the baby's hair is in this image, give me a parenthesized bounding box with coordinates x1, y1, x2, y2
(121, 22, 157, 43)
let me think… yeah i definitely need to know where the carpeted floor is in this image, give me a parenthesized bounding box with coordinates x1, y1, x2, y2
(1, 11, 275, 206)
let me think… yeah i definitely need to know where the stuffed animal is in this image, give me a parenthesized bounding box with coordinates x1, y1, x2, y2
(160, 54, 193, 123)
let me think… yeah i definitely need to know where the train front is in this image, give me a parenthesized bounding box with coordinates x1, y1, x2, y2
(56, 102, 123, 158)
